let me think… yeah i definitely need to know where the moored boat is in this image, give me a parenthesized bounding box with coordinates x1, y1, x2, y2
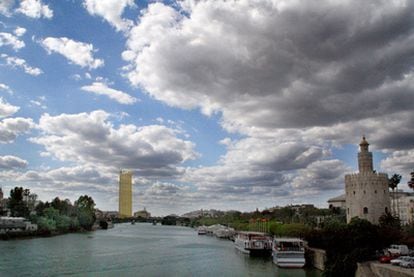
(197, 226, 207, 235)
(234, 231, 272, 255)
(272, 237, 305, 268)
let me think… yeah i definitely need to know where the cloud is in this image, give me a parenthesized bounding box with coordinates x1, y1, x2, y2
(0, 0, 14, 17)
(0, 155, 28, 169)
(123, 0, 414, 132)
(16, 0, 53, 19)
(183, 137, 327, 200)
(31, 110, 198, 177)
(381, 150, 414, 179)
(291, 160, 351, 194)
(0, 117, 34, 143)
(14, 27, 26, 37)
(20, 165, 114, 185)
(83, 0, 134, 31)
(0, 32, 25, 50)
(0, 97, 19, 117)
(121, 0, 414, 194)
(41, 37, 104, 69)
(0, 83, 13, 95)
(81, 82, 138, 105)
(29, 98, 47, 109)
(1, 54, 43, 75)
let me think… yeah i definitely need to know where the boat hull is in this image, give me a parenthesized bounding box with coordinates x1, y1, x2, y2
(272, 256, 305, 268)
(272, 238, 306, 268)
(235, 244, 250, 254)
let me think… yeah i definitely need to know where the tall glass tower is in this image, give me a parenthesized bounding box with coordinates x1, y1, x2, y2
(119, 170, 132, 218)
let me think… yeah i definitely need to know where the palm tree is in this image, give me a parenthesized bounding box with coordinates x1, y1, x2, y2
(388, 174, 402, 216)
(408, 170, 414, 223)
(408, 170, 414, 191)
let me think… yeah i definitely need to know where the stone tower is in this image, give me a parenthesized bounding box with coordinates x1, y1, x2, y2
(119, 170, 133, 218)
(345, 137, 390, 224)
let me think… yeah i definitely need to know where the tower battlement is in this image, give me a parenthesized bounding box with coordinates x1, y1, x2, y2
(345, 172, 388, 181)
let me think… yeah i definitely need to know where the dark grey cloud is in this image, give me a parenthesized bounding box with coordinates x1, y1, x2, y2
(124, 0, 414, 130)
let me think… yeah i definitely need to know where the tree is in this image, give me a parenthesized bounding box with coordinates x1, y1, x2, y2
(379, 211, 401, 229)
(74, 195, 96, 230)
(74, 195, 95, 211)
(8, 187, 29, 218)
(388, 174, 402, 216)
(51, 197, 74, 216)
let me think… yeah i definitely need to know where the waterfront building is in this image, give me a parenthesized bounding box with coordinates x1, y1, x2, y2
(0, 217, 38, 234)
(390, 191, 414, 225)
(119, 170, 133, 218)
(327, 194, 346, 210)
(134, 208, 151, 219)
(345, 137, 390, 224)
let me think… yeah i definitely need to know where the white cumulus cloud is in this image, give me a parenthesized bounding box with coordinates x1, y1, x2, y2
(0, 83, 13, 95)
(0, 97, 19, 117)
(14, 27, 26, 37)
(1, 54, 43, 76)
(81, 82, 138, 105)
(41, 37, 104, 69)
(0, 0, 15, 17)
(0, 117, 34, 143)
(0, 32, 25, 50)
(16, 0, 53, 19)
(83, 0, 134, 31)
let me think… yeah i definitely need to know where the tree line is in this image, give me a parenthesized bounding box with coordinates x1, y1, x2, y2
(3, 187, 96, 236)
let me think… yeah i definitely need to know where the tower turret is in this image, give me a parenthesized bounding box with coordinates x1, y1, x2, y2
(358, 136, 373, 173)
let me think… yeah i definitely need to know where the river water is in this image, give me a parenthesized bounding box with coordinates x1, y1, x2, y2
(0, 223, 322, 276)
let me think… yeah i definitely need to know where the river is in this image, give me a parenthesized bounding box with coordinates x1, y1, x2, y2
(0, 223, 322, 276)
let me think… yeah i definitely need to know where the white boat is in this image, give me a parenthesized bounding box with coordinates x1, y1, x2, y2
(214, 227, 235, 239)
(272, 238, 305, 268)
(234, 231, 272, 255)
(197, 226, 207, 235)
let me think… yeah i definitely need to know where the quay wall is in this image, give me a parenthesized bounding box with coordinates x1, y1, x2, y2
(305, 247, 326, 271)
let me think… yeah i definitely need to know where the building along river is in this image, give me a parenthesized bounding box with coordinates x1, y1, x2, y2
(0, 223, 322, 276)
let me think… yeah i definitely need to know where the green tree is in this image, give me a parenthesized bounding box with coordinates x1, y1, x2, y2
(8, 187, 30, 218)
(37, 216, 57, 233)
(74, 195, 96, 230)
(51, 197, 74, 216)
(75, 195, 95, 211)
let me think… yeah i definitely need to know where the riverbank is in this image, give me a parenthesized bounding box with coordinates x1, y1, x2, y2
(0, 228, 95, 240)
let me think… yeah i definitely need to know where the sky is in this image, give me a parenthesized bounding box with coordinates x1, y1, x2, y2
(0, 0, 413, 216)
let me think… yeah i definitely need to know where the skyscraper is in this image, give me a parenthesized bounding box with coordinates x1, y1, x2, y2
(119, 170, 133, 218)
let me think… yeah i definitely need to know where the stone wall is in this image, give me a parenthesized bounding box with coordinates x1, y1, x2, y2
(306, 247, 326, 271)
